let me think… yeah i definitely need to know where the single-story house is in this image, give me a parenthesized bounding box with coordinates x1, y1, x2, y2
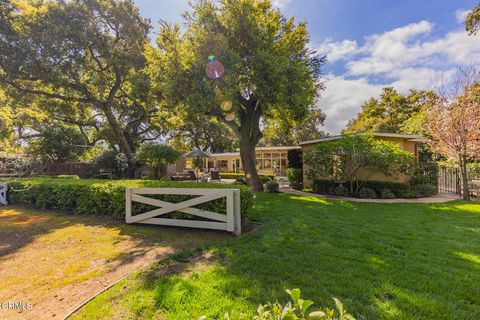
(300, 132, 426, 187)
(180, 146, 301, 175)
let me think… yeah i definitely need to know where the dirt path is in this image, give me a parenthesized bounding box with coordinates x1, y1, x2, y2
(0, 206, 227, 320)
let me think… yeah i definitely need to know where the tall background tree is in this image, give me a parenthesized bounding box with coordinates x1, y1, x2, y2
(345, 87, 437, 135)
(261, 108, 327, 146)
(0, 0, 163, 173)
(149, 0, 324, 191)
(427, 70, 480, 201)
(466, 3, 480, 35)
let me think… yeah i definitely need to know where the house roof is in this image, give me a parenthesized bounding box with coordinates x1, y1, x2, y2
(210, 152, 239, 157)
(299, 132, 426, 146)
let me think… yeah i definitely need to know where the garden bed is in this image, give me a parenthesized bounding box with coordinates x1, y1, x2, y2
(310, 179, 437, 199)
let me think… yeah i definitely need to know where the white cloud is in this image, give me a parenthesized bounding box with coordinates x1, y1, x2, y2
(317, 20, 480, 134)
(345, 21, 480, 77)
(455, 9, 470, 23)
(319, 75, 383, 133)
(271, 0, 292, 9)
(346, 21, 434, 75)
(315, 39, 359, 62)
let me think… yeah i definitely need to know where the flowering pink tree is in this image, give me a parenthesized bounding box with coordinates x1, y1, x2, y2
(427, 70, 480, 200)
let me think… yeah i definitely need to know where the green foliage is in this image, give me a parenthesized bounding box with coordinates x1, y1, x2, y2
(261, 109, 327, 146)
(0, 155, 39, 177)
(0, 0, 155, 166)
(233, 177, 248, 185)
(135, 144, 180, 179)
(150, 0, 324, 190)
(287, 150, 303, 169)
(27, 125, 87, 163)
(264, 180, 279, 193)
(344, 87, 436, 135)
(5, 178, 253, 220)
(220, 173, 274, 183)
(380, 188, 396, 199)
(411, 184, 437, 198)
(304, 134, 415, 194)
(311, 179, 415, 198)
(466, 4, 480, 35)
(333, 185, 348, 197)
(216, 289, 354, 320)
(92, 151, 129, 179)
(286, 168, 303, 190)
(358, 187, 377, 199)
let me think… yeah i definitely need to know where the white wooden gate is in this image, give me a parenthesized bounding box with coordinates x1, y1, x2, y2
(125, 188, 241, 235)
(0, 183, 7, 206)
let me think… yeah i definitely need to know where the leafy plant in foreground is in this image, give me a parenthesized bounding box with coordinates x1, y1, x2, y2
(201, 289, 355, 320)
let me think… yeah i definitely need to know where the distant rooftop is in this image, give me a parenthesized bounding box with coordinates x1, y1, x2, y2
(299, 132, 425, 146)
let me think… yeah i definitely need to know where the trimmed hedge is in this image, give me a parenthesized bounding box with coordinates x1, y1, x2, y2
(219, 173, 274, 183)
(310, 179, 418, 198)
(4, 178, 253, 221)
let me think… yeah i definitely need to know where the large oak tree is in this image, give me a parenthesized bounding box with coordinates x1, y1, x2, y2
(0, 0, 161, 173)
(150, 0, 324, 191)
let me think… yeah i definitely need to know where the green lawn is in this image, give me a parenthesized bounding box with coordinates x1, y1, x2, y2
(72, 193, 480, 320)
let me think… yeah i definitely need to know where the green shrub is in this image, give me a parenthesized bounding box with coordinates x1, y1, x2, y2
(412, 183, 437, 198)
(362, 181, 411, 197)
(216, 288, 355, 320)
(91, 173, 113, 180)
(380, 188, 396, 199)
(233, 177, 247, 185)
(264, 180, 279, 193)
(53, 175, 80, 179)
(5, 178, 253, 220)
(286, 168, 303, 190)
(312, 179, 411, 198)
(311, 179, 338, 194)
(410, 174, 432, 186)
(359, 187, 377, 199)
(334, 185, 348, 196)
(220, 173, 274, 182)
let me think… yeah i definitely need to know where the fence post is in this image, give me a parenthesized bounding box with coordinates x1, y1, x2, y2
(0, 182, 7, 206)
(233, 189, 241, 236)
(226, 189, 235, 232)
(125, 188, 132, 223)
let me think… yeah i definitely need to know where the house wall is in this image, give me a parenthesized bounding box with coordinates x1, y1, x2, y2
(302, 136, 420, 187)
(178, 148, 297, 175)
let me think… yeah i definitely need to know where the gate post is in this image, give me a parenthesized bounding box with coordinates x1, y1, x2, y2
(233, 189, 241, 236)
(125, 188, 132, 223)
(0, 182, 7, 206)
(226, 189, 235, 232)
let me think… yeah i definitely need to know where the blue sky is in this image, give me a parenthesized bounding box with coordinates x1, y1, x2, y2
(134, 0, 480, 133)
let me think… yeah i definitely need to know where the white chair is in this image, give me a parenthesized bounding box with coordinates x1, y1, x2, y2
(0, 182, 7, 205)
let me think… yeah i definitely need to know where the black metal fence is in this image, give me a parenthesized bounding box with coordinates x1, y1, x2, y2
(437, 166, 461, 194)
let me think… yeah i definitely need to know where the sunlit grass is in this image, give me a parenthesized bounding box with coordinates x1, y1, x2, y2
(72, 194, 480, 319)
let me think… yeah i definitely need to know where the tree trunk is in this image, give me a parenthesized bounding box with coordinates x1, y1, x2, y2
(460, 154, 470, 201)
(238, 96, 263, 192)
(240, 138, 263, 192)
(101, 104, 137, 177)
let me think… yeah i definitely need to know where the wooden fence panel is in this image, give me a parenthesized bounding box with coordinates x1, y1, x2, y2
(126, 188, 241, 235)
